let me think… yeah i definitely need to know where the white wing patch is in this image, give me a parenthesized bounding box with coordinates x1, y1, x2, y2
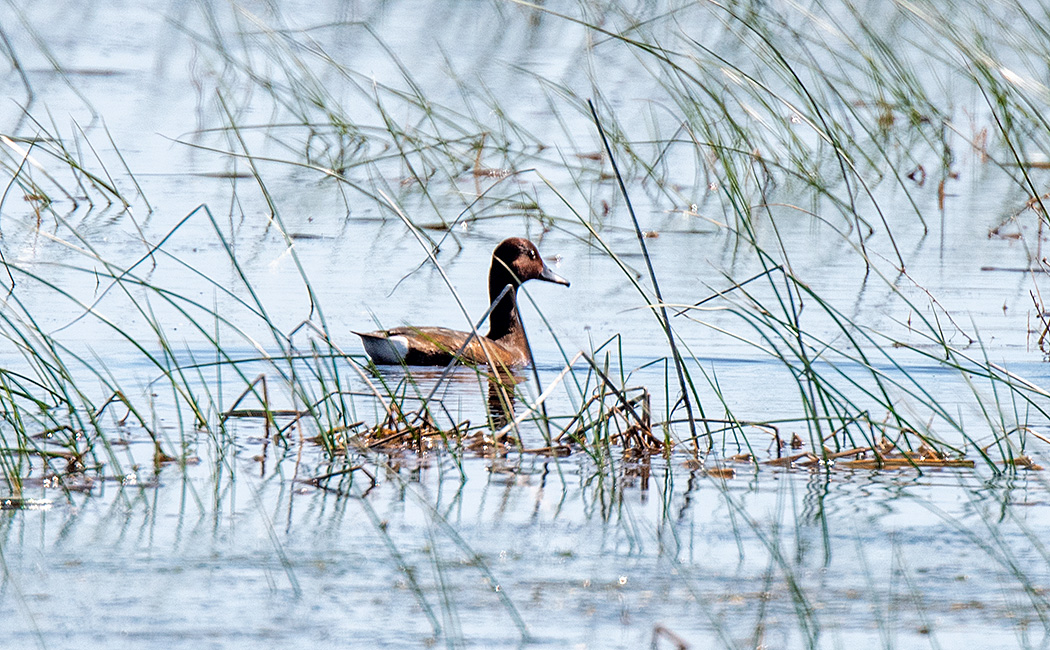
(361, 333, 409, 364)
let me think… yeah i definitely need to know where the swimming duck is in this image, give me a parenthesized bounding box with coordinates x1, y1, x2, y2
(356, 237, 569, 368)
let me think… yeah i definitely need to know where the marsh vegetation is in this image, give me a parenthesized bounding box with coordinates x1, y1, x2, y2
(2, 0, 1050, 647)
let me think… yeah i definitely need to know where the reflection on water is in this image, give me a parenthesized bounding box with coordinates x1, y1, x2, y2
(487, 370, 524, 434)
(2, 432, 1048, 648)
(370, 364, 525, 433)
(1, 0, 1050, 647)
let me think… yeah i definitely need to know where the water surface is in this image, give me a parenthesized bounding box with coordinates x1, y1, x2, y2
(2, 0, 1050, 648)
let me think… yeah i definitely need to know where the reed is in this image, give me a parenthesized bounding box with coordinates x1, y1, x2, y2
(4, 0, 1050, 647)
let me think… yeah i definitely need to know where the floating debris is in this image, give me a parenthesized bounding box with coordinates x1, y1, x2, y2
(706, 467, 736, 479)
(841, 457, 975, 470)
(1004, 456, 1044, 471)
(1, 497, 53, 511)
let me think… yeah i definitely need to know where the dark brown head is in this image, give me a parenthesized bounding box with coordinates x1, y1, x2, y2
(489, 237, 569, 297)
(486, 237, 569, 343)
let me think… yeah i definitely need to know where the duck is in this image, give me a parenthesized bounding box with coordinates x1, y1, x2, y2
(356, 237, 569, 368)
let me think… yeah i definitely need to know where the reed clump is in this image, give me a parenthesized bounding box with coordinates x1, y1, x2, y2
(3, 0, 1050, 503)
(5, 2, 1050, 648)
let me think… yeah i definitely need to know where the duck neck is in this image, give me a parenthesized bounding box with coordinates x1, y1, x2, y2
(487, 272, 524, 347)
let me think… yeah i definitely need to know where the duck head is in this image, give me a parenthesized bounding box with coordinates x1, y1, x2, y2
(489, 237, 570, 294)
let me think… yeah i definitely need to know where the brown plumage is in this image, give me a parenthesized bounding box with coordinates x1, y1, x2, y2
(356, 238, 569, 368)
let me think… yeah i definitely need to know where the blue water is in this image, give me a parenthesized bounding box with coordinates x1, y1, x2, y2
(2, 0, 1050, 648)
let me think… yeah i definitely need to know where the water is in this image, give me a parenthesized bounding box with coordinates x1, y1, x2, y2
(2, 0, 1050, 647)
(5, 435, 1048, 647)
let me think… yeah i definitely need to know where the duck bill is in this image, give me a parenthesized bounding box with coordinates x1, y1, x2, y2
(538, 264, 570, 287)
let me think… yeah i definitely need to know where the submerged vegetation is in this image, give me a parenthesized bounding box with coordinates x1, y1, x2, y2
(2, 0, 1050, 647)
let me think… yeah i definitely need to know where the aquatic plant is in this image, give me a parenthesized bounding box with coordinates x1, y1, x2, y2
(2, 0, 1050, 647)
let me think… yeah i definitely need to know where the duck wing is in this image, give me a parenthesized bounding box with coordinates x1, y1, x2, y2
(356, 327, 523, 367)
